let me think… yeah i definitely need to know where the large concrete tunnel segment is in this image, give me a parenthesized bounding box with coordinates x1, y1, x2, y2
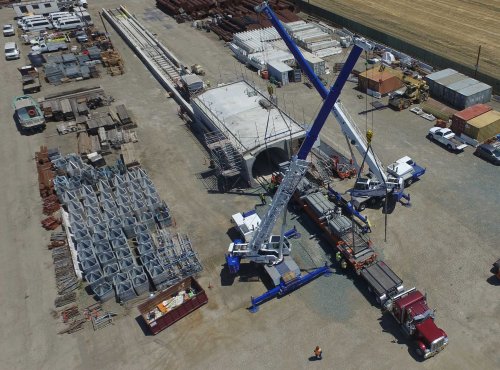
(252, 147, 289, 178)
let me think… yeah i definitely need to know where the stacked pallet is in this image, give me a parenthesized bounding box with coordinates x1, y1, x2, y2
(120, 142, 140, 168)
(101, 50, 124, 76)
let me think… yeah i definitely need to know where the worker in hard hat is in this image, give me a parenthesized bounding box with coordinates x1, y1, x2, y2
(314, 345, 322, 360)
(335, 251, 342, 262)
(340, 259, 347, 270)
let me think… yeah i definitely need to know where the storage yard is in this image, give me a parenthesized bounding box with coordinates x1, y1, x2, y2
(308, 0, 500, 88)
(0, 0, 499, 369)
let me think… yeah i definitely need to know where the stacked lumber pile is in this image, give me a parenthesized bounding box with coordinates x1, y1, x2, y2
(101, 50, 124, 76)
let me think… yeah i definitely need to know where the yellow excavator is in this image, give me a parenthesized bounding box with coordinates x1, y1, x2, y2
(388, 77, 429, 110)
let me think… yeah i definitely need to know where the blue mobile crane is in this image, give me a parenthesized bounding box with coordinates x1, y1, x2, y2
(226, 2, 405, 311)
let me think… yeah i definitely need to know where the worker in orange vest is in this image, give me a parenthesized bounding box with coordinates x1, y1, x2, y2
(314, 345, 322, 360)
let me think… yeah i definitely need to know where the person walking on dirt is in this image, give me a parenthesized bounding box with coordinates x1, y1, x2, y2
(259, 193, 267, 205)
(314, 346, 322, 360)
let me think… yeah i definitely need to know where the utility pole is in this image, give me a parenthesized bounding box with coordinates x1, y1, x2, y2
(474, 45, 481, 78)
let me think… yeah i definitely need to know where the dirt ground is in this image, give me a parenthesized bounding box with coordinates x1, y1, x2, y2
(0, 1, 499, 369)
(310, 0, 500, 82)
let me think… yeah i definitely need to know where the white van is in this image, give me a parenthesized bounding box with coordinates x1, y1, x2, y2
(17, 15, 45, 28)
(53, 17, 85, 31)
(22, 19, 53, 32)
(48, 12, 73, 23)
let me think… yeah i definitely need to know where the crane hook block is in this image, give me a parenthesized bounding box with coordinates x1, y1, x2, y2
(366, 129, 374, 144)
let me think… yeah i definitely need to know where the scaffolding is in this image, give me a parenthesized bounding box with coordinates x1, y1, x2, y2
(204, 131, 246, 190)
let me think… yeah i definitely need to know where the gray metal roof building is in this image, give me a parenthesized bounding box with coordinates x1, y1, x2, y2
(425, 68, 492, 109)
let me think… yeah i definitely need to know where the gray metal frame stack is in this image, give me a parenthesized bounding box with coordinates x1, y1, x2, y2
(52, 154, 203, 303)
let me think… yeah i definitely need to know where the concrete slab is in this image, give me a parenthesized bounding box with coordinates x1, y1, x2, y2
(192, 80, 305, 154)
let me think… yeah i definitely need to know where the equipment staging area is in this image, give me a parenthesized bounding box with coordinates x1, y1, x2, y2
(0, 1, 498, 369)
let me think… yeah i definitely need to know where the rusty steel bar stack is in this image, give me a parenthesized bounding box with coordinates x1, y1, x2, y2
(156, 0, 299, 41)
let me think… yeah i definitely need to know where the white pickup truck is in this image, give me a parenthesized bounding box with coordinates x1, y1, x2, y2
(427, 127, 467, 152)
(387, 156, 426, 186)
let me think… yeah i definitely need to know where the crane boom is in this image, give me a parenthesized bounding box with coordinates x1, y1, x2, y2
(256, 2, 395, 189)
(226, 2, 373, 273)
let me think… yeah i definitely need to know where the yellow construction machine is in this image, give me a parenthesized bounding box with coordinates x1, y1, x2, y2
(388, 77, 429, 110)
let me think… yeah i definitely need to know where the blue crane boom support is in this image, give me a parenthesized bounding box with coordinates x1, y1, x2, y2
(256, 2, 364, 160)
(227, 3, 369, 270)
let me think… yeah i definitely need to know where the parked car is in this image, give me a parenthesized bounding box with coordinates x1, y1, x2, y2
(4, 42, 20, 60)
(3, 24, 15, 37)
(474, 143, 500, 165)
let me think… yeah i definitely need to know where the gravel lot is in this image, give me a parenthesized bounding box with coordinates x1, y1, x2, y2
(0, 1, 498, 369)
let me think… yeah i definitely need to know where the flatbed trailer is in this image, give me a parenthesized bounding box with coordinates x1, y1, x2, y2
(292, 182, 447, 357)
(360, 261, 403, 304)
(295, 189, 377, 273)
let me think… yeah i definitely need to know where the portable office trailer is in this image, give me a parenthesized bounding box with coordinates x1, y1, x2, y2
(358, 69, 403, 95)
(13, 0, 59, 17)
(268, 61, 293, 85)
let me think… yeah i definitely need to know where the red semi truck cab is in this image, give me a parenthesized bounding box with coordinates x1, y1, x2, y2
(384, 288, 448, 359)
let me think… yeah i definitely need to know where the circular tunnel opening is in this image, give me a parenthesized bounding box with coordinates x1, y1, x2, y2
(252, 147, 289, 179)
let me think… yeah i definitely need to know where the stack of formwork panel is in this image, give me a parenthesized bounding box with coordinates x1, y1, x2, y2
(51, 155, 202, 300)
